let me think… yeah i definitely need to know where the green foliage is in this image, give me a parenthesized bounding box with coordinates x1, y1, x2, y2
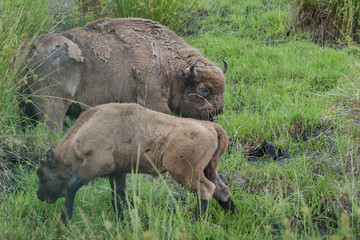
(104, 0, 195, 33)
(48, 0, 195, 35)
(329, 0, 360, 43)
(293, 0, 360, 43)
(0, 0, 52, 133)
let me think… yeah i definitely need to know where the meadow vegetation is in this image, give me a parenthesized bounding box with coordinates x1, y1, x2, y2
(1, 0, 360, 239)
(293, 0, 360, 44)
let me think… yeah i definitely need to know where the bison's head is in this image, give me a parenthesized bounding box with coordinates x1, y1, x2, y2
(36, 149, 68, 204)
(174, 56, 227, 120)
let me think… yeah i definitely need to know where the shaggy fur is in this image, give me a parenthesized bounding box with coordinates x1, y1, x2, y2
(17, 18, 227, 130)
(36, 103, 235, 221)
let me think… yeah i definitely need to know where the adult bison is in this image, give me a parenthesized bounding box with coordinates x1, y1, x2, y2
(17, 18, 227, 130)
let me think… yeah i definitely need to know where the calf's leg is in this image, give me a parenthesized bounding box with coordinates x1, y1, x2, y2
(61, 172, 84, 223)
(192, 172, 216, 219)
(168, 168, 216, 219)
(108, 173, 126, 220)
(62, 153, 115, 222)
(163, 147, 217, 219)
(204, 166, 235, 214)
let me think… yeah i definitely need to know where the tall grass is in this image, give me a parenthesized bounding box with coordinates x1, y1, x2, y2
(105, 0, 195, 33)
(293, 0, 360, 43)
(48, 0, 196, 33)
(329, 0, 360, 43)
(0, 0, 52, 133)
(324, 62, 360, 153)
(0, 0, 54, 202)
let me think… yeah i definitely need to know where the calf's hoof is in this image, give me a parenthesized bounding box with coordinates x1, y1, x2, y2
(217, 198, 235, 214)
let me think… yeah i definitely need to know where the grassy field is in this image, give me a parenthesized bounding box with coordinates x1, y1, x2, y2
(1, 0, 360, 239)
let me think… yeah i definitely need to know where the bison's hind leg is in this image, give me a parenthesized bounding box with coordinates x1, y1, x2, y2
(108, 173, 126, 221)
(163, 145, 217, 219)
(185, 171, 216, 219)
(204, 166, 235, 214)
(191, 172, 216, 219)
(167, 168, 216, 219)
(213, 178, 235, 214)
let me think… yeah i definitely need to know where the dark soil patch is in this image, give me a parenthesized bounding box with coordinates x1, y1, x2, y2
(245, 140, 291, 162)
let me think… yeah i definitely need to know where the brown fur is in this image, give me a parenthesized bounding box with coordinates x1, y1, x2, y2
(17, 18, 227, 130)
(36, 103, 234, 220)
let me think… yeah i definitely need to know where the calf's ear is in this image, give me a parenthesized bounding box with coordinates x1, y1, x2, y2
(46, 149, 57, 168)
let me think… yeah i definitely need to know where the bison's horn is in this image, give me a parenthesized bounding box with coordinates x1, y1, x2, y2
(190, 55, 202, 76)
(222, 59, 228, 74)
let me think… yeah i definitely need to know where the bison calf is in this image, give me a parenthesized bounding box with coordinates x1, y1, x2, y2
(36, 103, 234, 222)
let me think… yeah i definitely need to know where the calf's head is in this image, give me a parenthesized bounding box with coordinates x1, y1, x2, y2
(176, 56, 227, 120)
(36, 149, 69, 203)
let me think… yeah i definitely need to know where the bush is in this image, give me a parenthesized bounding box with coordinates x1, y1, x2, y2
(292, 0, 360, 44)
(329, 0, 360, 43)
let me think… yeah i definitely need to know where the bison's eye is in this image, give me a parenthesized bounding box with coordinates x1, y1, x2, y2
(199, 88, 209, 97)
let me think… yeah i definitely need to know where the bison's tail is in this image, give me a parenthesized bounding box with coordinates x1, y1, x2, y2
(210, 123, 228, 168)
(203, 123, 228, 180)
(206, 123, 234, 211)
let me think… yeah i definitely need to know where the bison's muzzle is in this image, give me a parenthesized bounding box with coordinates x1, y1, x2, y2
(37, 191, 57, 204)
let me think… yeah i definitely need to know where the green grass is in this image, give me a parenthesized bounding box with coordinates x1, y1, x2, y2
(1, 0, 360, 239)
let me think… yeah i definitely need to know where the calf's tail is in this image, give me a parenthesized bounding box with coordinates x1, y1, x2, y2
(204, 123, 235, 213)
(211, 123, 228, 168)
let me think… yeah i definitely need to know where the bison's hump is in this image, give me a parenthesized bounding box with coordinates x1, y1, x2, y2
(33, 34, 84, 63)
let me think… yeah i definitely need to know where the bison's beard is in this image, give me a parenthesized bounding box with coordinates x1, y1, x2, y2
(180, 109, 219, 121)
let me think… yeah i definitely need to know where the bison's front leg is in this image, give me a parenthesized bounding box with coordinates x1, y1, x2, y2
(61, 172, 84, 223)
(33, 97, 72, 131)
(108, 174, 126, 221)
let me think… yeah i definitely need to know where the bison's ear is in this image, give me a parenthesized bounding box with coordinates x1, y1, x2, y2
(176, 69, 191, 86)
(177, 56, 203, 86)
(46, 149, 57, 168)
